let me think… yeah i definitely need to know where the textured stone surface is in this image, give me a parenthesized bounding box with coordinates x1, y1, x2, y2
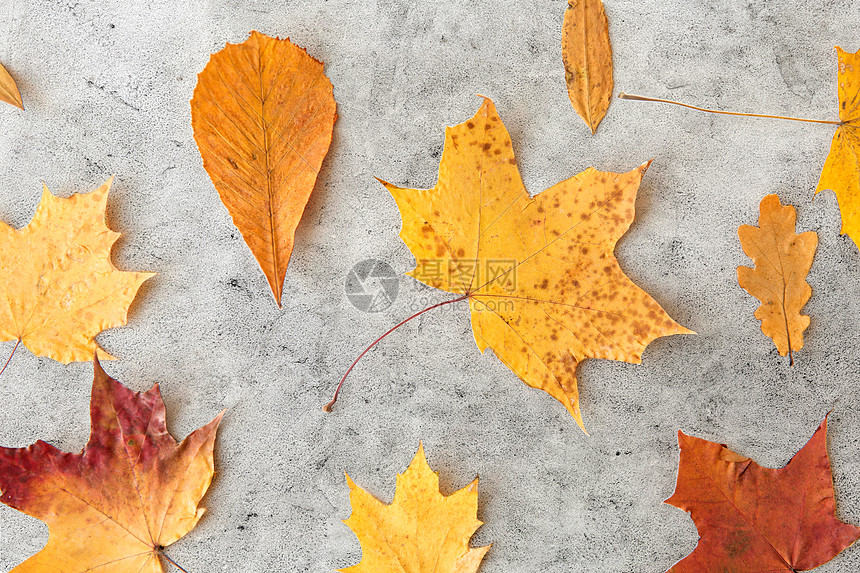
(1, 0, 859, 571)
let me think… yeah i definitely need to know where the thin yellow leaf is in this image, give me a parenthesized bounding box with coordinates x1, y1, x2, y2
(562, 0, 613, 133)
(0, 61, 23, 110)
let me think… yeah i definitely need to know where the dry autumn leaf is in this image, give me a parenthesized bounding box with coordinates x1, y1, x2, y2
(816, 46, 860, 248)
(0, 178, 153, 367)
(327, 97, 693, 431)
(341, 444, 489, 573)
(737, 194, 817, 364)
(562, 0, 613, 133)
(0, 61, 24, 110)
(191, 30, 337, 307)
(0, 356, 223, 573)
(666, 418, 860, 572)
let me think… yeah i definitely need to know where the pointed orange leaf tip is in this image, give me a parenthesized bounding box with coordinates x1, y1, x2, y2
(380, 97, 693, 432)
(737, 194, 818, 364)
(0, 178, 154, 364)
(666, 417, 860, 572)
(0, 61, 24, 110)
(341, 443, 489, 573)
(190, 30, 337, 307)
(562, 0, 613, 133)
(816, 46, 860, 251)
(0, 354, 224, 573)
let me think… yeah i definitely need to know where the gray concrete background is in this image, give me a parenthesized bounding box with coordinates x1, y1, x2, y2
(1, 0, 859, 571)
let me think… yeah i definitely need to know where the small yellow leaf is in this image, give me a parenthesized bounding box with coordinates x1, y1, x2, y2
(562, 0, 613, 133)
(737, 194, 817, 361)
(0, 62, 23, 110)
(341, 444, 489, 573)
(0, 178, 154, 363)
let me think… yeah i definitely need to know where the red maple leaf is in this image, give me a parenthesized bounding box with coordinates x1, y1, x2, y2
(666, 418, 860, 572)
(0, 357, 222, 572)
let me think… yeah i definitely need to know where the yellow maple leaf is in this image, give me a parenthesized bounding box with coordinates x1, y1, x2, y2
(562, 0, 613, 133)
(341, 444, 489, 573)
(816, 46, 860, 249)
(0, 178, 154, 364)
(379, 97, 692, 431)
(737, 194, 817, 364)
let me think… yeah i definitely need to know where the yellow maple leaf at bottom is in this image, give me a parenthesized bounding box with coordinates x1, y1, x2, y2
(0, 178, 154, 363)
(816, 46, 860, 247)
(341, 444, 489, 573)
(381, 97, 693, 431)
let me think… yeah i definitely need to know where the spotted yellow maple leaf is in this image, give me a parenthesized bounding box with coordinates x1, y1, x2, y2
(0, 61, 24, 110)
(816, 46, 860, 249)
(377, 97, 692, 431)
(0, 178, 154, 364)
(562, 0, 613, 133)
(341, 444, 489, 573)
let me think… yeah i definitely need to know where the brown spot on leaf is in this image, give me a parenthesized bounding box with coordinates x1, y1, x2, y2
(385, 97, 691, 433)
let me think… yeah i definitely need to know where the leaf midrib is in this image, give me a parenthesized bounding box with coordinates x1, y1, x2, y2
(257, 37, 279, 298)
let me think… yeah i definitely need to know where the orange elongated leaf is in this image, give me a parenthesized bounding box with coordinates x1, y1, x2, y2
(562, 0, 613, 133)
(737, 194, 817, 364)
(666, 418, 860, 572)
(0, 178, 154, 364)
(377, 97, 692, 431)
(191, 31, 337, 306)
(816, 46, 860, 249)
(341, 444, 489, 573)
(0, 356, 224, 573)
(0, 61, 23, 110)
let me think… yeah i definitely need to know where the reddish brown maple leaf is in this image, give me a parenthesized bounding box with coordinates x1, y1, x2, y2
(666, 418, 860, 572)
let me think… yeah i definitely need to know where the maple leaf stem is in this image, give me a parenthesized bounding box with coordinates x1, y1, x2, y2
(158, 549, 191, 573)
(324, 294, 470, 413)
(0, 339, 20, 378)
(618, 92, 842, 125)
